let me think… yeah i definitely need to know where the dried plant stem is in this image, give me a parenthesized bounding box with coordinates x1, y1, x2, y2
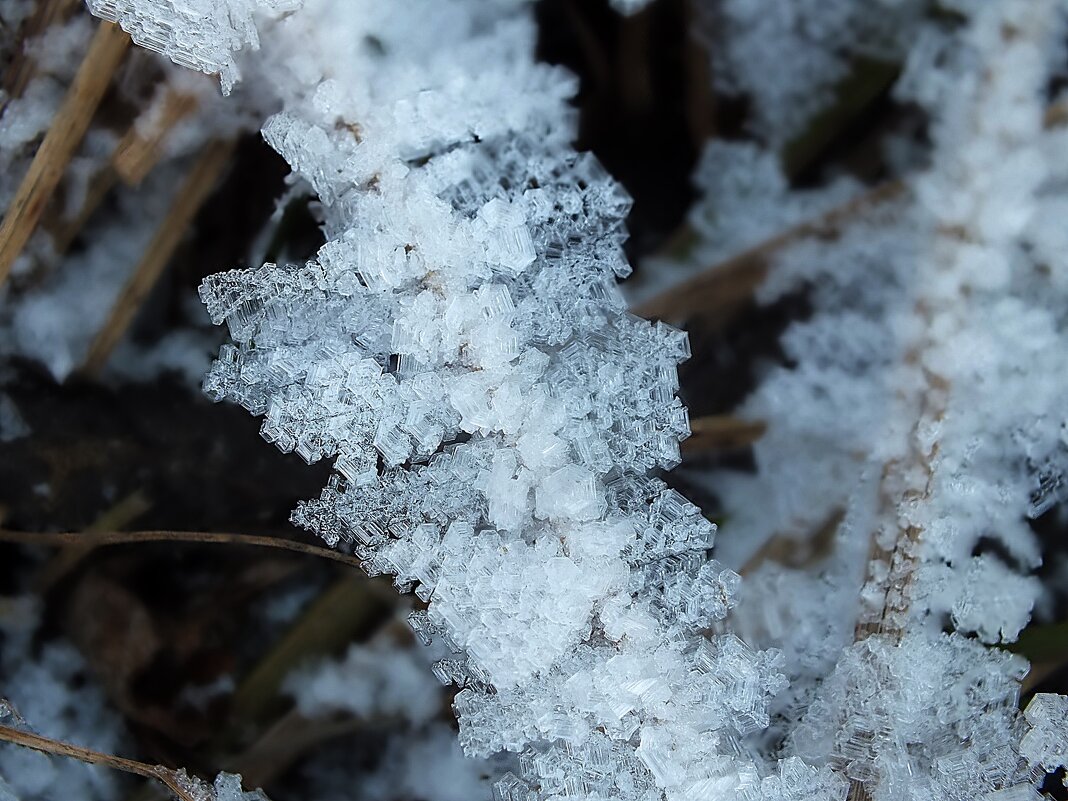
(0, 527, 366, 571)
(34, 490, 152, 592)
(632, 180, 906, 323)
(0, 723, 212, 801)
(1043, 99, 1068, 128)
(113, 89, 200, 186)
(844, 292, 950, 801)
(837, 274, 949, 801)
(0, 21, 130, 286)
(48, 88, 200, 259)
(637, 100, 1066, 328)
(834, 75, 1060, 801)
(682, 415, 766, 455)
(852, 389, 943, 644)
(82, 140, 235, 375)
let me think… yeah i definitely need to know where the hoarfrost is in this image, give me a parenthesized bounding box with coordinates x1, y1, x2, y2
(85, 0, 303, 93)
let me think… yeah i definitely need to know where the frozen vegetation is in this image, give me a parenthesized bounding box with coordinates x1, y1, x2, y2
(0, 0, 1065, 799)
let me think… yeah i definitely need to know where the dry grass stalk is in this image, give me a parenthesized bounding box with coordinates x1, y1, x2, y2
(845, 432, 943, 801)
(632, 180, 906, 323)
(1044, 99, 1068, 128)
(682, 415, 766, 454)
(48, 88, 200, 259)
(0, 527, 368, 572)
(113, 89, 200, 186)
(82, 139, 235, 375)
(637, 100, 1066, 328)
(0, 21, 130, 286)
(0, 720, 222, 801)
(32, 489, 151, 592)
(852, 369, 947, 649)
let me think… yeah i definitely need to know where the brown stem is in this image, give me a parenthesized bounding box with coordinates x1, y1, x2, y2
(632, 180, 906, 323)
(0, 21, 130, 286)
(638, 100, 1068, 328)
(0, 722, 214, 801)
(82, 140, 235, 375)
(0, 528, 365, 571)
(36, 85, 203, 274)
(33, 490, 152, 592)
(852, 371, 946, 645)
(682, 415, 766, 455)
(113, 89, 201, 186)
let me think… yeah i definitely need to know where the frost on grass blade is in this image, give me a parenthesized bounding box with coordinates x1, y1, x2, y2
(185, 2, 772, 796)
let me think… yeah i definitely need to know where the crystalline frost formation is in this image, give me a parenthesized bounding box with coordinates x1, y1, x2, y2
(86, 0, 301, 93)
(186, 1, 784, 798)
(687, 0, 1068, 797)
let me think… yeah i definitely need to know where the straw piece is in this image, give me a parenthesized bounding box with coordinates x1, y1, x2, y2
(0, 21, 130, 286)
(81, 140, 234, 375)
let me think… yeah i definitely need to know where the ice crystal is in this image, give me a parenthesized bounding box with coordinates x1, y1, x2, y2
(1021, 694, 1068, 780)
(85, 0, 302, 93)
(212, 772, 270, 801)
(186, 1, 778, 796)
(796, 632, 1034, 799)
(710, 0, 1068, 643)
(683, 0, 1068, 797)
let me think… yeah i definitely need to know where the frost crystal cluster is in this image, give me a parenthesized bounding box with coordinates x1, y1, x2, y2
(187, 1, 786, 796)
(681, 0, 1068, 797)
(698, 0, 1068, 653)
(86, 0, 301, 93)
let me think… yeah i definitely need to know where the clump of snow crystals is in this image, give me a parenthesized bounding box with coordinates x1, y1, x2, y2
(682, 0, 1068, 798)
(188, 0, 784, 793)
(186, 0, 779, 796)
(86, 0, 302, 93)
